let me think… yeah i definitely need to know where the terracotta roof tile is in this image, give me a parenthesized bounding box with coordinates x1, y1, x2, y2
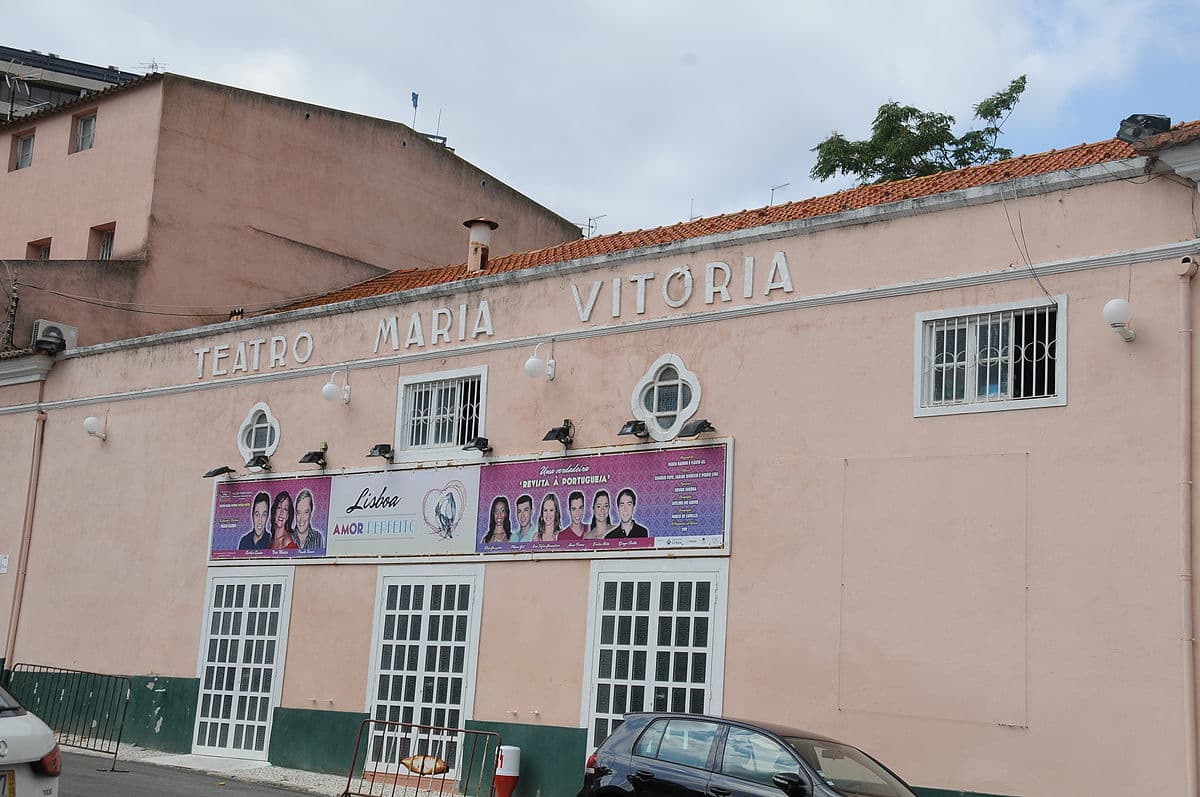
(278, 131, 1157, 313)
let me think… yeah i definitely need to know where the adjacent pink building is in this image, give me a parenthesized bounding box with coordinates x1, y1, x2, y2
(1, 118, 1200, 797)
(0, 73, 580, 346)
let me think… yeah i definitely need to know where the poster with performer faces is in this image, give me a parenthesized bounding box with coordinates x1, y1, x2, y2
(474, 444, 728, 553)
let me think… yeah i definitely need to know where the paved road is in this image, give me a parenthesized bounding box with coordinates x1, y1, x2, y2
(59, 752, 321, 797)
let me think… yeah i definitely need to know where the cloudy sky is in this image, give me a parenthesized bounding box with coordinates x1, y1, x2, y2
(20, 0, 1200, 236)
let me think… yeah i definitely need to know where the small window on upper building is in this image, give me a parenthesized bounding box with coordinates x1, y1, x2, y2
(914, 296, 1067, 417)
(25, 238, 51, 260)
(71, 112, 96, 153)
(631, 354, 702, 442)
(237, 403, 280, 463)
(88, 223, 115, 260)
(395, 367, 486, 458)
(9, 131, 34, 171)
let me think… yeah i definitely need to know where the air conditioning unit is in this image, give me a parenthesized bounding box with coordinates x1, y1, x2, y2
(31, 319, 79, 351)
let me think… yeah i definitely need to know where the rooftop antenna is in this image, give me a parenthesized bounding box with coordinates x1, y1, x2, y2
(3, 63, 41, 122)
(586, 214, 607, 238)
(435, 107, 443, 137)
(138, 59, 168, 73)
(770, 182, 790, 206)
(689, 197, 701, 221)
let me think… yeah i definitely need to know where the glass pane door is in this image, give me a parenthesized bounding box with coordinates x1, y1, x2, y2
(193, 571, 292, 760)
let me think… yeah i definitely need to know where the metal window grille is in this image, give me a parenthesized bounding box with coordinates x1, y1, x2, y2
(401, 376, 481, 451)
(370, 579, 475, 773)
(587, 573, 720, 750)
(194, 578, 288, 760)
(15, 135, 33, 169)
(640, 366, 694, 431)
(77, 115, 95, 151)
(98, 229, 114, 261)
(921, 304, 1058, 408)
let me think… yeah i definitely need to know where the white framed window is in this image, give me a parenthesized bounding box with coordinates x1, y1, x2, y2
(914, 296, 1067, 417)
(630, 354, 702, 442)
(192, 566, 293, 761)
(10, 132, 33, 171)
(237, 402, 281, 462)
(73, 112, 96, 153)
(394, 366, 486, 461)
(581, 559, 728, 751)
(365, 564, 485, 773)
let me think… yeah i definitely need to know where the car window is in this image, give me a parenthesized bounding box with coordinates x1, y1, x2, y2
(786, 738, 917, 797)
(654, 719, 720, 769)
(634, 719, 668, 758)
(720, 727, 800, 786)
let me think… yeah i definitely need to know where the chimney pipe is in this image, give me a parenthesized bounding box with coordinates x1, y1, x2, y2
(464, 218, 499, 274)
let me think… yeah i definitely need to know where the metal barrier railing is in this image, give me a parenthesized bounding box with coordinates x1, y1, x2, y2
(342, 718, 500, 797)
(6, 663, 131, 771)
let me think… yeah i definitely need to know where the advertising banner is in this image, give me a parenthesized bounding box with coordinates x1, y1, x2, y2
(210, 444, 727, 560)
(475, 444, 727, 554)
(326, 467, 480, 557)
(211, 476, 333, 559)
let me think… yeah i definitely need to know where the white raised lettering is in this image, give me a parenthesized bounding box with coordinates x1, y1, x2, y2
(705, 262, 731, 304)
(194, 347, 210, 379)
(269, 336, 287, 367)
(432, 308, 453, 344)
(405, 313, 425, 348)
(247, 339, 265, 370)
(232, 342, 248, 373)
(764, 251, 794, 295)
(743, 256, 754, 299)
(374, 317, 399, 353)
(629, 273, 655, 314)
(212, 344, 230, 376)
(293, 331, 314, 363)
(611, 277, 622, 318)
(458, 304, 468, 341)
(571, 280, 603, 322)
(662, 265, 693, 309)
(472, 300, 494, 338)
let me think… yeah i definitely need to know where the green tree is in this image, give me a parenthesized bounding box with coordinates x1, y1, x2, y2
(810, 76, 1027, 185)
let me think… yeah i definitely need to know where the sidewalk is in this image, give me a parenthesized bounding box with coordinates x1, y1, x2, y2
(73, 744, 350, 796)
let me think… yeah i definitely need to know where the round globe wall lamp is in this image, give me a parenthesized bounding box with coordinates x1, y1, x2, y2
(83, 414, 107, 441)
(1103, 298, 1136, 342)
(322, 370, 351, 403)
(524, 342, 555, 381)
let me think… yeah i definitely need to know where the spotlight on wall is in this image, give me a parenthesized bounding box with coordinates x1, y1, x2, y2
(462, 436, 493, 455)
(82, 415, 107, 441)
(1103, 298, 1136, 342)
(299, 443, 328, 468)
(678, 418, 716, 438)
(367, 443, 394, 462)
(321, 370, 351, 403)
(618, 420, 649, 439)
(523, 341, 556, 381)
(245, 454, 272, 471)
(543, 419, 574, 448)
(203, 466, 236, 479)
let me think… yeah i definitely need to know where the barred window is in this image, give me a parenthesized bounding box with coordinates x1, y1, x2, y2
(237, 403, 280, 462)
(916, 297, 1066, 416)
(397, 368, 486, 456)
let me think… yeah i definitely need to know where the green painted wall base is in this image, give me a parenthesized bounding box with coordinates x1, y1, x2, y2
(467, 720, 587, 797)
(269, 707, 369, 776)
(913, 788, 1016, 797)
(123, 675, 199, 754)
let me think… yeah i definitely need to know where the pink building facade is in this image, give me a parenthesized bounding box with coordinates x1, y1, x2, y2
(1, 125, 1200, 796)
(0, 74, 580, 347)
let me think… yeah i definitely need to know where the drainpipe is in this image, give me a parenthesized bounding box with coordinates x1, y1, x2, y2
(4, 383, 46, 671)
(1179, 254, 1198, 797)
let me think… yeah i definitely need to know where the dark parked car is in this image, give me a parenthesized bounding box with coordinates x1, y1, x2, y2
(580, 713, 918, 797)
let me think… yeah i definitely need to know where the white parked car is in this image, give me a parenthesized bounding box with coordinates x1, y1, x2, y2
(0, 686, 60, 796)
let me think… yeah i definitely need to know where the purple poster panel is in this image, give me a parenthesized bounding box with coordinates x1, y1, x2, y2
(211, 476, 333, 559)
(476, 444, 727, 554)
